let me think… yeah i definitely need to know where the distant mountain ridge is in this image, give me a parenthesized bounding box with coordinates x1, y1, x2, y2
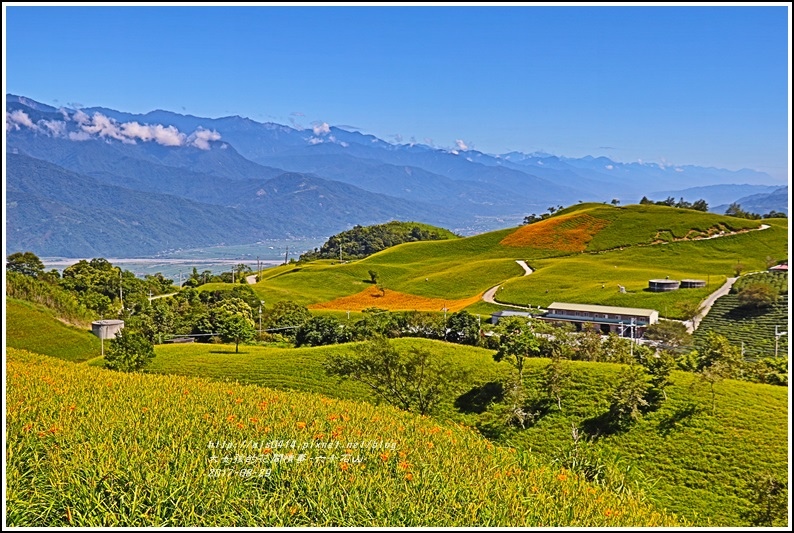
(5, 93, 786, 258)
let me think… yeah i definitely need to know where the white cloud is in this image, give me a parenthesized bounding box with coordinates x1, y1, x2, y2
(605, 164, 614, 170)
(80, 112, 132, 143)
(675, 168, 684, 172)
(308, 137, 323, 145)
(7, 110, 37, 130)
(339, 141, 349, 148)
(72, 109, 90, 125)
(312, 122, 331, 136)
(187, 127, 220, 150)
(68, 131, 92, 141)
(39, 119, 67, 137)
(455, 139, 469, 151)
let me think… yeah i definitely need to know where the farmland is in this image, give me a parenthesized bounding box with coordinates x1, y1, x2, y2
(7, 347, 681, 527)
(80, 337, 789, 526)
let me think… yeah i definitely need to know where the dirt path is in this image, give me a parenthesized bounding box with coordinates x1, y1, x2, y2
(482, 261, 534, 308)
(246, 274, 258, 285)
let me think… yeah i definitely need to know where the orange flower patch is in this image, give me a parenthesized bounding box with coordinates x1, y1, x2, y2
(308, 285, 483, 312)
(500, 213, 611, 251)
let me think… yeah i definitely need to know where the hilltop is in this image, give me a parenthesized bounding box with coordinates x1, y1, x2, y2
(249, 203, 786, 318)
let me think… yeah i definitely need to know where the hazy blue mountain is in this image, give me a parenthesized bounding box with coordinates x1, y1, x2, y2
(713, 186, 789, 216)
(649, 184, 782, 209)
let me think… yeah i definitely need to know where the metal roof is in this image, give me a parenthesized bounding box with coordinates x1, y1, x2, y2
(546, 302, 657, 317)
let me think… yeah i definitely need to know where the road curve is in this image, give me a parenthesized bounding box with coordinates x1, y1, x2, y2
(685, 276, 738, 333)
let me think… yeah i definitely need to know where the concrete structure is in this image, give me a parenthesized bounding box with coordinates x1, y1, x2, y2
(91, 319, 125, 340)
(680, 279, 706, 289)
(490, 310, 533, 324)
(541, 302, 658, 337)
(648, 279, 680, 292)
(768, 264, 788, 272)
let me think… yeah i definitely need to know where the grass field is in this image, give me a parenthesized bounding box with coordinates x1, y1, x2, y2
(238, 205, 786, 317)
(85, 337, 791, 526)
(7, 347, 681, 527)
(5, 298, 101, 362)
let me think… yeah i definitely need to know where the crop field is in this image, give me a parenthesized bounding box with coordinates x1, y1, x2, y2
(308, 285, 484, 312)
(7, 347, 682, 527)
(86, 336, 790, 526)
(5, 298, 101, 362)
(500, 213, 611, 251)
(694, 293, 789, 359)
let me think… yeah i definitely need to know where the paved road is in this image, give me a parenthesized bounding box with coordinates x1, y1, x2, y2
(148, 292, 177, 301)
(482, 260, 534, 308)
(246, 274, 258, 285)
(684, 276, 738, 333)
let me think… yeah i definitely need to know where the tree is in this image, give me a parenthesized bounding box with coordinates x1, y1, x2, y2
(6, 251, 45, 278)
(263, 301, 311, 339)
(295, 315, 347, 347)
(493, 316, 541, 379)
(737, 283, 779, 309)
(446, 310, 480, 346)
(639, 196, 652, 205)
(742, 472, 789, 526)
(640, 351, 676, 403)
(104, 328, 155, 372)
(691, 199, 708, 212)
(543, 356, 572, 410)
(324, 337, 467, 415)
(608, 365, 650, 428)
(216, 311, 256, 353)
(697, 332, 743, 414)
(611, 198, 620, 206)
(368, 270, 379, 284)
(643, 320, 692, 349)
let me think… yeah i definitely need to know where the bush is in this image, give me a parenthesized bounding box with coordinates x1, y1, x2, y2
(104, 329, 155, 372)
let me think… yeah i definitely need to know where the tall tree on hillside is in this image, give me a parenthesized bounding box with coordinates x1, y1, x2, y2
(493, 316, 541, 380)
(6, 251, 45, 278)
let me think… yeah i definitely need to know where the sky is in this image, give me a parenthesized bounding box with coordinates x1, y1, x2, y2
(3, 3, 791, 182)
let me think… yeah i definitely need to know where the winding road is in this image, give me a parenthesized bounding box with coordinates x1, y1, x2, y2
(482, 260, 534, 308)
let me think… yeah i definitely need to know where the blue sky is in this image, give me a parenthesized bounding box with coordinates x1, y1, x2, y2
(3, 4, 791, 182)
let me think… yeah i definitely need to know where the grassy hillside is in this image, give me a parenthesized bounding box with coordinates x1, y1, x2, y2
(7, 347, 680, 527)
(245, 205, 786, 317)
(92, 337, 789, 526)
(5, 298, 101, 362)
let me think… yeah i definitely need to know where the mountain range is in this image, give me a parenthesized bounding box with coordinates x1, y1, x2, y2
(5, 94, 787, 257)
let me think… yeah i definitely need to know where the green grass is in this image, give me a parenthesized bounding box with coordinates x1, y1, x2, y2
(94, 337, 789, 526)
(5, 298, 101, 362)
(7, 347, 681, 527)
(234, 205, 786, 316)
(496, 220, 788, 318)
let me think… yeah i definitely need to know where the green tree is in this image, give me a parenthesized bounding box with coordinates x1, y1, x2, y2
(742, 472, 789, 526)
(263, 301, 311, 339)
(737, 283, 779, 309)
(446, 310, 480, 346)
(324, 337, 466, 415)
(691, 199, 709, 212)
(608, 365, 651, 429)
(640, 350, 676, 403)
(493, 316, 541, 379)
(543, 356, 572, 410)
(6, 251, 45, 278)
(644, 320, 692, 349)
(368, 270, 379, 284)
(295, 315, 347, 347)
(215, 312, 256, 353)
(104, 328, 155, 372)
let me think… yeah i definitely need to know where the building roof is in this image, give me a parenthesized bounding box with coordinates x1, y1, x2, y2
(491, 310, 533, 317)
(92, 319, 125, 325)
(768, 264, 788, 271)
(648, 279, 680, 284)
(546, 302, 658, 317)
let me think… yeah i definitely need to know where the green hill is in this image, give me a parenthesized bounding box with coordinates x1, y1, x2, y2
(5, 298, 101, 362)
(246, 204, 786, 318)
(299, 220, 459, 261)
(85, 337, 789, 526)
(7, 347, 680, 527)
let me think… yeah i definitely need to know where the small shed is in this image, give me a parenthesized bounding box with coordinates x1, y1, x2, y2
(91, 319, 125, 340)
(680, 279, 706, 289)
(648, 279, 680, 292)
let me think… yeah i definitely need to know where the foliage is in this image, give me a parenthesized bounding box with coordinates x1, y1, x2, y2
(736, 283, 779, 309)
(104, 328, 155, 372)
(214, 311, 256, 353)
(323, 338, 462, 415)
(608, 365, 651, 429)
(295, 315, 349, 347)
(445, 310, 481, 345)
(643, 320, 692, 349)
(741, 472, 789, 526)
(639, 351, 676, 403)
(6, 251, 45, 277)
(299, 220, 458, 261)
(262, 301, 312, 339)
(493, 316, 541, 379)
(542, 356, 572, 410)
(6, 271, 94, 325)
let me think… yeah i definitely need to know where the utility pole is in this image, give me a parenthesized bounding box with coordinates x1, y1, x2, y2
(284, 246, 289, 265)
(259, 301, 264, 334)
(119, 269, 123, 311)
(339, 244, 343, 262)
(775, 325, 787, 358)
(232, 266, 235, 284)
